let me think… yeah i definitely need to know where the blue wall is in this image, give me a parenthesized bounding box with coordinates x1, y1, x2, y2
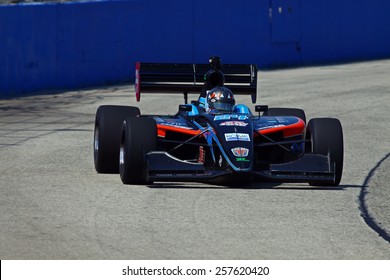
(1, 0, 390, 97)
(300, 0, 390, 64)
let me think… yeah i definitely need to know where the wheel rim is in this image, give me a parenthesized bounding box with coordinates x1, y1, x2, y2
(94, 125, 99, 163)
(119, 131, 125, 178)
(119, 142, 125, 167)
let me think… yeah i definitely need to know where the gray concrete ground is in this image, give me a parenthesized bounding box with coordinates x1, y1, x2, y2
(0, 60, 389, 259)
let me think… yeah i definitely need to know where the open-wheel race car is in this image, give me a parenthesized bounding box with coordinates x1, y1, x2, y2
(94, 57, 343, 186)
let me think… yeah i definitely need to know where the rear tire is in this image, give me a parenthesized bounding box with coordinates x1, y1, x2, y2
(306, 118, 344, 186)
(94, 105, 140, 173)
(265, 107, 306, 124)
(119, 117, 157, 184)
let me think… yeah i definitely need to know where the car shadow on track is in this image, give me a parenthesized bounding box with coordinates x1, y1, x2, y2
(146, 182, 359, 190)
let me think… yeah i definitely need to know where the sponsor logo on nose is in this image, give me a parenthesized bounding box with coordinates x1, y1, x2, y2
(231, 147, 249, 157)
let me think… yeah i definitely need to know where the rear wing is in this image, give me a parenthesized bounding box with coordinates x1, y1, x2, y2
(135, 62, 258, 103)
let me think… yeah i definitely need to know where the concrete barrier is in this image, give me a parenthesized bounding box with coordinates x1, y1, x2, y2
(1, 0, 389, 97)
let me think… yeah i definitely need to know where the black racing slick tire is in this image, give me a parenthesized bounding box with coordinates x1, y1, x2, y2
(94, 105, 140, 173)
(119, 117, 157, 185)
(306, 118, 344, 186)
(265, 107, 306, 124)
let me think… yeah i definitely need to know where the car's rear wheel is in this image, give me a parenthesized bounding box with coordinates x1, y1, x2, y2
(120, 117, 157, 184)
(94, 105, 140, 173)
(306, 118, 344, 186)
(265, 107, 306, 124)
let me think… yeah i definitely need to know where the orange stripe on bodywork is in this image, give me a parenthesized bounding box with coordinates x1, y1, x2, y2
(158, 119, 305, 139)
(157, 124, 201, 138)
(255, 119, 305, 138)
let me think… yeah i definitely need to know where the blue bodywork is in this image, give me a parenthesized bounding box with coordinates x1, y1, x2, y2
(146, 104, 333, 184)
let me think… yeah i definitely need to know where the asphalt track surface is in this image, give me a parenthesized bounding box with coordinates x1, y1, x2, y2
(1, 60, 389, 260)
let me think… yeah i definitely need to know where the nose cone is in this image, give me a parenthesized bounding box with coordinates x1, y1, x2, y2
(214, 117, 253, 171)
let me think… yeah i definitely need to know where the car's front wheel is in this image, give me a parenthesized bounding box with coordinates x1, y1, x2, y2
(94, 105, 140, 173)
(119, 117, 157, 184)
(306, 118, 344, 186)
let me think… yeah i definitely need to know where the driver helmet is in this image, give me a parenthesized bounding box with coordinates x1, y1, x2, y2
(206, 86, 235, 112)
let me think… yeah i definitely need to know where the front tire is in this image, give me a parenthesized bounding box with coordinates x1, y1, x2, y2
(306, 118, 344, 186)
(94, 105, 140, 173)
(119, 117, 157, 184)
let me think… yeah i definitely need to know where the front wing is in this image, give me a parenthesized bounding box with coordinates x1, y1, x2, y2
(145, 152, 336, 184)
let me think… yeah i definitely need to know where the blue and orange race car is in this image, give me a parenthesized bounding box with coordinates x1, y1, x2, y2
(94, 57, 343, 186)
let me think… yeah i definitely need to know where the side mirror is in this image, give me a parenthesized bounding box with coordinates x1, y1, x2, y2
(179, 104, 192, 112)
(255, 105, 268, 113)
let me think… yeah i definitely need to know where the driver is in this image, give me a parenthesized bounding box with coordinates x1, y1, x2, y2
(205, 86, 236, 113)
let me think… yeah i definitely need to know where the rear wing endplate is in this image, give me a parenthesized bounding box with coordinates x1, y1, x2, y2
(135, 62, 258, 103)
